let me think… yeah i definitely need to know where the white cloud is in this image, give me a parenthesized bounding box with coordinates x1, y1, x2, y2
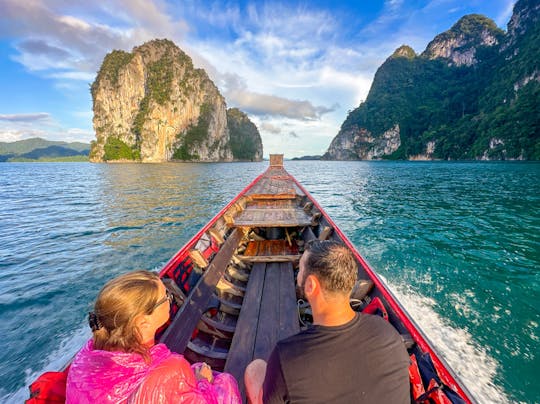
(226, 87, 337, 120)
(0, 128, 49, 142)
(64, 128, 94, 142)
(0, 0, 188, 79)
(0, 126, 94, 143)
(0, 111, 93, 143)
(0, 113, 52, 122)
(259, 122, 282, 135)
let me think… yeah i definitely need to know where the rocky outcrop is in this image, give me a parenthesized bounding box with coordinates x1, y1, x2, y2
(505, 0, 540, 48)
(410, 141, 437, 161)
(423, 14, 504, 66)
(325, 124, 400, 160)
(89, 39, 262, 162)
(391, 45, 417, 60)
(227, 108, 263, 161)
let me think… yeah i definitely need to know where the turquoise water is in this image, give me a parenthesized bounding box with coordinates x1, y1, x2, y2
(0, 161, 538, 403)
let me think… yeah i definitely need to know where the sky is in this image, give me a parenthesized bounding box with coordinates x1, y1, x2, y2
(0, 0, 517, 158)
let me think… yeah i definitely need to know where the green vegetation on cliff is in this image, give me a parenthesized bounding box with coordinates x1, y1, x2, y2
(334, 3, 539, 160)
(91, 50, 133, 98)
(90, 39, 262, 162)
(172, 103, 213, 160)
(103, 137, 141, 161)
(227, 108, 263, 161)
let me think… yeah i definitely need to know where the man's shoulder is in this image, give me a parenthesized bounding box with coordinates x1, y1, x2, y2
(359, 313, 402, 337)
(276, 327, 313, 347)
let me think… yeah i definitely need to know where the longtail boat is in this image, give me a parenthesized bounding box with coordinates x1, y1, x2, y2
(28, 155, 473, 403)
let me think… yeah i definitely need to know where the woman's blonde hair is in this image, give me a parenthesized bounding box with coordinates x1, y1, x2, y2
(91, 270, 162, 362)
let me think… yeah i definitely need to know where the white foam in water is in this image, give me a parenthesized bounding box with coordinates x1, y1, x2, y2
(379, 275, 512, 404)
(2, 325, 91, 403)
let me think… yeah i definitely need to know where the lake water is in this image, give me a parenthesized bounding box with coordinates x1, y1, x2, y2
(0, 161, 538, 403)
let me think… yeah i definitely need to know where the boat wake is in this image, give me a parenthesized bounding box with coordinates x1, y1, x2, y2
(382, 276, 511, 404)
(1, 325, 90, 403)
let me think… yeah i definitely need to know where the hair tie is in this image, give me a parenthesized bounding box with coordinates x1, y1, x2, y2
(88, 311, 102, 331)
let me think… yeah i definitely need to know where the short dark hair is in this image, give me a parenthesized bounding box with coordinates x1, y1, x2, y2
(303, 240, 358, 295)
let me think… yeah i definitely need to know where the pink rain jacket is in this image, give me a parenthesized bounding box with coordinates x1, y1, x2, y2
(66, 339, 240, 404)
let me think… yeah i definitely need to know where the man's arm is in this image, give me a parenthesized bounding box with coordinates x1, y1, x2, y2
(262, 347, 289, 403)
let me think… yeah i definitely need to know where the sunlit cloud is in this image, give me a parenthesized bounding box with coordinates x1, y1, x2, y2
(0, 0, 188, 79)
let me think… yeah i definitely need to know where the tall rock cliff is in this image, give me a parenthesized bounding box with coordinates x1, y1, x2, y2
(227, 108, 264, 161)
(325, 0, 539, 160)
(89, 39, 262, 162)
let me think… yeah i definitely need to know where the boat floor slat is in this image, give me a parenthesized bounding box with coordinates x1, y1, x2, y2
(187, 341, 229, 359)
(224, 262, 299, 399)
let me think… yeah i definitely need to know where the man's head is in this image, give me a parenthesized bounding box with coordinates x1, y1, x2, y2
(298, 240, 358, 298)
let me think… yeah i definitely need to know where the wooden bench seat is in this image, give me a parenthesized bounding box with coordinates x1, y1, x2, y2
(233, 206, 312, 227)
(224, 262, 300, 398)
(239, 240, 301, 263)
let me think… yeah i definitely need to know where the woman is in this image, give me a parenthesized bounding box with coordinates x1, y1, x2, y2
(66, 270, 241, 403)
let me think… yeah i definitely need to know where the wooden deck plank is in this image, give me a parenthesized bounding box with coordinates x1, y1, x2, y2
(245, 167, 304, 200)
(224, 263, 267, 396)
(224, 261, 300, 402)
(249, 200, 295, 209)
(238, 255, 300, 263)
(159, 228, 243, 354)
(233, 207, 312, 227)
(253, 262, 281, 361)
(278, 262, 300, 340)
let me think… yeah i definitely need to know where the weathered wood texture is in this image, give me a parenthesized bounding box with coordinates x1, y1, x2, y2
(233, 199, 311, 228)
(233, 206, 312, 227)
(269, 154, 284, 167)
(224, 262, 299, 399)
(159, 228, 243, 354)
(239, 240, 301, 263)
(245, 167, 304, 200)
(244, 240, 298, 256)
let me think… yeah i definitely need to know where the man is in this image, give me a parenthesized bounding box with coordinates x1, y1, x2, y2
(244, 240, 410, 403)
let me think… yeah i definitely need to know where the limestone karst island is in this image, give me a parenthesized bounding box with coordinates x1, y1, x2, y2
(89, 39, 263, 163)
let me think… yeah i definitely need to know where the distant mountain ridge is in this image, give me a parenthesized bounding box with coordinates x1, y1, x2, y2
(0, 138, 90, 162)
(325, 0, 539, 160)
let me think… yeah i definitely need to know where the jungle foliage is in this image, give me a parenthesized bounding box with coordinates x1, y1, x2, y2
(103, 137, 141, 161)
(227, 108, 262, 161)
(339, 8, 539, 160)
(172, 103, 213, 160)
